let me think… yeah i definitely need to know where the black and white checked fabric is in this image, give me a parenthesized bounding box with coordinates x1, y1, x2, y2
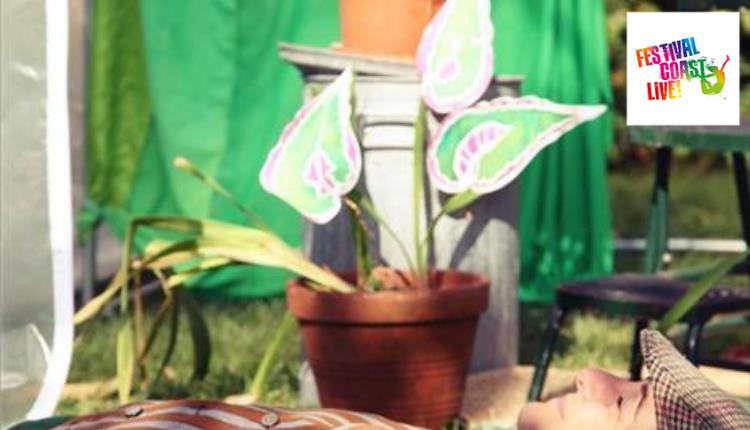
(641, 330, 750, 430)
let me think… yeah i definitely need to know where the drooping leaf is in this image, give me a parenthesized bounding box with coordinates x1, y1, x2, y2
(180, 290, 211, 381)
(427, 96, 607, 195)
(192, 221, 353, 293)
(659, 251, 749, 332)
(138, 295, 174, 367)
(417, 0, 494, 113)
(76, 214, 354, 336)
(260, 68, 362, 224)
(153, 292, 180, 388)
(165, 257, 232, 289)
(74, 267, 126, 325)
(174, 156, 269, 229)
(116, 319, 135, 403)
(142, 239, 199, 269)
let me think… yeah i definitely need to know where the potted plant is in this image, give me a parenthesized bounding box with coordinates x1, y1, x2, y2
(75, 1, 606, 427)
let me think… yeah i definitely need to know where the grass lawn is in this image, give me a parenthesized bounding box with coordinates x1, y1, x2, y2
(59, 163, 750, 415)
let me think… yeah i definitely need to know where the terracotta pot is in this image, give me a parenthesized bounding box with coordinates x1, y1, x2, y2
(339, 0, 445, 59)
(287, 270, 489, 429)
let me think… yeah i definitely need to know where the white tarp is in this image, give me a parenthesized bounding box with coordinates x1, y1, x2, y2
(0, 0, 74, 427)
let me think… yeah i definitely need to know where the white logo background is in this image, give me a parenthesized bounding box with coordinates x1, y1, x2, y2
(627, 12, 739, 126)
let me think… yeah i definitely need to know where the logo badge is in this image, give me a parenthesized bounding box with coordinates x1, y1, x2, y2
(627, 12, 739, 125)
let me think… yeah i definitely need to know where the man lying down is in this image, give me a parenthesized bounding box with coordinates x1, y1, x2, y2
(13, 330, 750, 430)
(517, 329, 750, 430)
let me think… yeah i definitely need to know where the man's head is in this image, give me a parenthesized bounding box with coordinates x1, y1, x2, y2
(519, 330, 750, 430)
(518, 368, 657, 430)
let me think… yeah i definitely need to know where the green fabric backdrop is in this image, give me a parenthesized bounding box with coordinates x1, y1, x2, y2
(84, 0, 613, 301)
(494, 0, 614, 302)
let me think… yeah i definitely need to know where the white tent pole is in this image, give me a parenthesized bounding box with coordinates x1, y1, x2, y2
(27, 0, 74, 419)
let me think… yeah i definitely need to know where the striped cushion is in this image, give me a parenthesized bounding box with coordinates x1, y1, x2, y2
(51, 400, 425, 430)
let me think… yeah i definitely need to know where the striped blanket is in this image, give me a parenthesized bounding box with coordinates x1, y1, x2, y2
(33, 400, 425, 430)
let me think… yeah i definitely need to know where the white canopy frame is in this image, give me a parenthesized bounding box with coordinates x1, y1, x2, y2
(27, 0, 75, 419)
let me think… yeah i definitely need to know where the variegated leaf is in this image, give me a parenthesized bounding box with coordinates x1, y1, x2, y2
(427, 96, 607, 194)
(417, 0, 494, 114)
(260, 68, 362, 224)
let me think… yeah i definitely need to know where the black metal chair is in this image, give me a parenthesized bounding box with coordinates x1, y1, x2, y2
(527, 133, 750, 401)
(527, 274, 750, 400)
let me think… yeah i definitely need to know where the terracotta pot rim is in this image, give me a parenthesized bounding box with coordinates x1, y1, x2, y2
(287, 269, 489, 324)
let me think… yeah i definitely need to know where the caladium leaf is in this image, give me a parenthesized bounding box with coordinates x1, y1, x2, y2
(427, 96, 607, 195)
(417, 0, 494, 114)
(260, 68, 362, 224)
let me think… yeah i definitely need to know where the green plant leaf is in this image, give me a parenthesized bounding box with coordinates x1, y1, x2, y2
(74, 267, 126, 325)
(423, 190, 479, 252)
(174, 156, 269, 229)
(137, 295, 174, 367)
(153, 292, 180, 388)
(248, 311, 296, 400)
(116, 319, 135, 403)
(441, 190, 480, 214)
(260, 68, 362, 224)
(344, 198, 372, 288)
(192, 226, 353, 293)
(165, 257, 232, 289)
(427, 96, 606, 195)
(180, 290, 211, 381)
(142, 239, 200, 269)
(659, 251, 749, 332)
(132, 215, 204, 236)
(417, 0, 494, 113)
(76, 213, 354, 362)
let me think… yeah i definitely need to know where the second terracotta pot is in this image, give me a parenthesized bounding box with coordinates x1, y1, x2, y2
(287, 270, 488, 429)
(339, 0, 445, 59)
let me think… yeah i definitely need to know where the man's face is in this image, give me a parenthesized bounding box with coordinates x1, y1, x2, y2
(518, 368, 657, 430)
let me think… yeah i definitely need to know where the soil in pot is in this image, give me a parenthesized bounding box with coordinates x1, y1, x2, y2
(339, 0, 445, 59)
(287, 269, 489, 429)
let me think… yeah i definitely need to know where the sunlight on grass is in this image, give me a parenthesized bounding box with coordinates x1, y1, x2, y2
(554, 313, 632, 371)
(59, 298, 300, 415)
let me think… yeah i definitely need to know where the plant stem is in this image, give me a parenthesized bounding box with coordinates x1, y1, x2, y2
(120, 222, 135, 313)
(349, 190, 417, 276)
(413, 102, 427, 278)
(133, 267, 146, 377)
(248, 311, 296, 400)
(344, 196, 373, 288)
(422, 190, 479, 254)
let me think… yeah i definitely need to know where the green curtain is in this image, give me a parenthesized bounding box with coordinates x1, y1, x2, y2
(85, 0, 612, 300)
(84, 0, 150, 229)
(85, 0, 341, 298)
(493, 0, 614, 302)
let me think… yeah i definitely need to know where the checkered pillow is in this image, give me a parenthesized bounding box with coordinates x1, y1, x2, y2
(641, 329, 750, 430)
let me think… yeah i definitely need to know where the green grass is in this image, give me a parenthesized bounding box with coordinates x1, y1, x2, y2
(59, 164, 750, 415)
(609, 163, 742, 239)
(59, 299, 301, 415)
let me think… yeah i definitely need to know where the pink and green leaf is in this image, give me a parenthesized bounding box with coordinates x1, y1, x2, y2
(417, 0, 494, 114)
(427, 96, 607, 195)
(260, 68, 362, 224)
